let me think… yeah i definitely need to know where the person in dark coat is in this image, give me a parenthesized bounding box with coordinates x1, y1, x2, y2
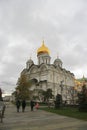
(0, 88, 3, 101)
(22, 100, 26, 112)
(16, 100, 21, 112)
(0, 88, 6, 122)
(30, 100, 35, 111)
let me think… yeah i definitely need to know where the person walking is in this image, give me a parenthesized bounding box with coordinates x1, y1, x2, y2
(16, 99, 21, 112)
(0, 88, 3, 101)
(22, 100, 26, 112)
(30, 100, 35, 111)
(0, 88, 6, 122)
(35, 102, 39, 110)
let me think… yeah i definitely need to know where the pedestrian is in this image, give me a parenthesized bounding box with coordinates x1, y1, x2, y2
(30, 100, 35, 111)
(16, 99, 21, 112)
(0, 88, 3, 101)
(22, 100, 26, 112)
(0, 89, 6, 122)
(35, 102, 39, 110)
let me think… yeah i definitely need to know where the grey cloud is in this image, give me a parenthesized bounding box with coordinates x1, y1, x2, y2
(0, 0, 87, 94)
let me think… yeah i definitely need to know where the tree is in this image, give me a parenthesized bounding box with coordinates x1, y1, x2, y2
(55, 94, 62, 109)
(78, 84, 87, 112)
(42, 88, 53, 102)
(15, 74, 30, 100)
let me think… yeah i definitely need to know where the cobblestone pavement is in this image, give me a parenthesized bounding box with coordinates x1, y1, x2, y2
(0, 103, 87, 130)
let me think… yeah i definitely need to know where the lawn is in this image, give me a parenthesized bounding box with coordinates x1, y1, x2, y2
(40, 107, 87, 121)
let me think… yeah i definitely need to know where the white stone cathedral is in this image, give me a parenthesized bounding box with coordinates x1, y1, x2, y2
(20, 41, 75, 103)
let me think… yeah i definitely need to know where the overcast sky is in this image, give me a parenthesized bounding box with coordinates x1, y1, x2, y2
(0, 0, 87, 95)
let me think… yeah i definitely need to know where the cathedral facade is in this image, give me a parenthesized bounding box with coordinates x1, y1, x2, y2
(20, 41, 75, 103)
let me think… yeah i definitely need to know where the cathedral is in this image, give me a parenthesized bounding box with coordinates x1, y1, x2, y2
(20, 41, 75, 103)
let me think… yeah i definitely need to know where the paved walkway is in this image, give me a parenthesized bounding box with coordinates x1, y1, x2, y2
(0, 103, 87, 130)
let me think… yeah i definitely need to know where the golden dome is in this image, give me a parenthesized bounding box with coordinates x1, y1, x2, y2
(37, 41, 50, 55)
